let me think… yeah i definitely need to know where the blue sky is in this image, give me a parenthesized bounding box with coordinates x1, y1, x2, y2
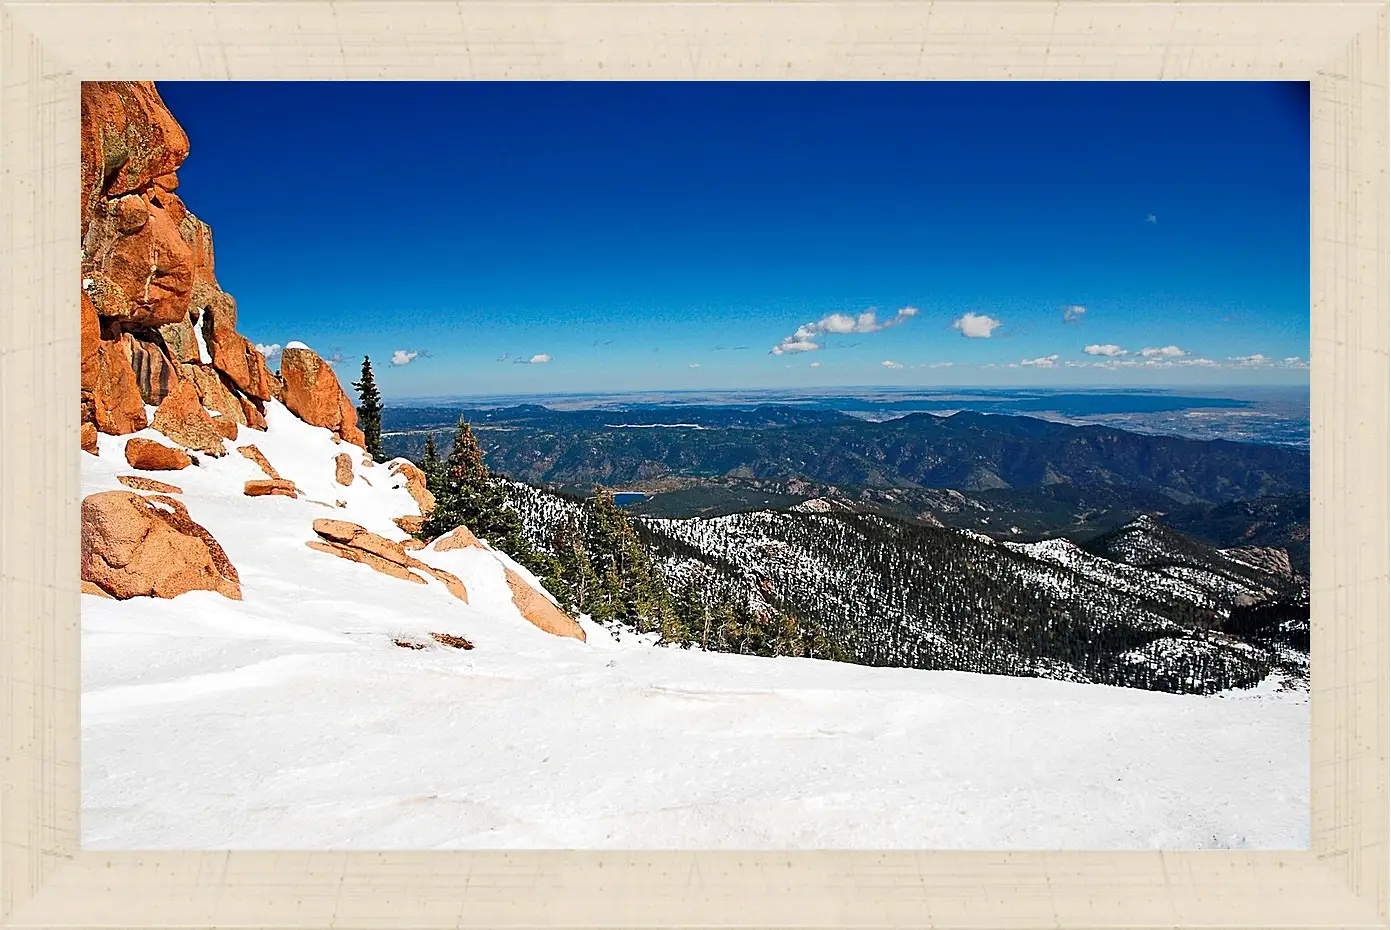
(157, 81, 1310, 399)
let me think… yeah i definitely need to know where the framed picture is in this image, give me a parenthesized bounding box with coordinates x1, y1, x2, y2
(1, 2, 1385, 927)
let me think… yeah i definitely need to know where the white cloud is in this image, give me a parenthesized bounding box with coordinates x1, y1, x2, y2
(923, 361, 954, 369)
(1282, 356, 1310, 369)
(809, 361, 822, 368)
(1084, 344, 1128, 357)
(1063, 305, 1087, 324)
(1140, 345, 1187, 359)
(688, 363, 700, 369)
(516, 353, 552, 365)
(1021, 355, 1059, 368)
(255, 343, 282, 360)
(881, 360, 903, 369)
(772, 306, 918, 354)
(952, 312, 1003, 339)
(391, 350, 419, 366)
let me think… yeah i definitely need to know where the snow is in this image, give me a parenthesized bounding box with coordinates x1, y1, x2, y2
(82, 408, 1309, 850)
(191, 309, 213, 364)
(284, 340, 311, 351)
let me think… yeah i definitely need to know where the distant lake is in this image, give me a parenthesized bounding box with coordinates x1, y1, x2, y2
(614, 492, 649, 507)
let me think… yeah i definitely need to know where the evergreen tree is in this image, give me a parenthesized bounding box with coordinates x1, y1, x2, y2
(351, 356, 384, 460)
(421, 432, 441, 493)
(419, 418, 544, 571)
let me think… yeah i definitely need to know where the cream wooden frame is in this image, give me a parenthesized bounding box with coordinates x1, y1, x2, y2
(0, 2, 1385, 927)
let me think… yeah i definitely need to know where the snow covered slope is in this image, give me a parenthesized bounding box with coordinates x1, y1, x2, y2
(82, 406, 1308, 849)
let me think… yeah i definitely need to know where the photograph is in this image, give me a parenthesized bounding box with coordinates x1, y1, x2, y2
(80, 79, 1311, 851)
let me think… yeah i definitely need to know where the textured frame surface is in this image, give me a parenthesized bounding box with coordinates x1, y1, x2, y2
(0, 1, 1385, 927)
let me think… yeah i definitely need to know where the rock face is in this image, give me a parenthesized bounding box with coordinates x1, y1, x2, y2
(124, 437, 192, 471)
(429, 526, 586, 641)
(78, 82, 300, 456)
(151, 380, 226, 456)
(279, 346, 367, 449)
(81, 490, 240, 600)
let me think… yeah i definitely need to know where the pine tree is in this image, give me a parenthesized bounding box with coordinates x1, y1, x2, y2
(420, 418, 540, 569)
(351, 356, 384, 460)
(421, 432, 441, 492)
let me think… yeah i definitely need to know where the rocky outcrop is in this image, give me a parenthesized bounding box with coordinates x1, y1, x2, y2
(308, 520, 468, 602)
(81, 490, 240, 600)
(151, 380, 225, 456)
(429, 526, 585, 641)
(124, 437, 192, 471)
(118, 475, 183, 494)
(279, 346, 366, 448)
(334, 453, 354, 486)
(78, 82, 290, 456)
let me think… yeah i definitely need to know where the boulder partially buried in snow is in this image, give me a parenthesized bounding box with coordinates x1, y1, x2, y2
(244, 479, 298, 498)
(81, 490, 240, 600)
(388, 460, 435, 517)
(124, 437, 191, 471)
(308, 520, 469, 603)
(334, 453, 354, 486)
(278, 345, 366, 449)
(429, 526, 585, 641)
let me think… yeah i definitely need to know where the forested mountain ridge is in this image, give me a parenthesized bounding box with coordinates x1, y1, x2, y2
(495, 477, 1309, 696)
(384, 406, 1308, 503)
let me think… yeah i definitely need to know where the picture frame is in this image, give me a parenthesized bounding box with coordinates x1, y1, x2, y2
(1, 1, 1385, 927)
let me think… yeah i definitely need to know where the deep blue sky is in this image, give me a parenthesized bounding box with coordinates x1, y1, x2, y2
(156, 81, 1310, 399)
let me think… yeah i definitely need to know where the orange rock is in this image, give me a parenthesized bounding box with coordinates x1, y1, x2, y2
(199, 294, 274, 401)
(118, 475, 183, 494)
(421, 566, 470, 604)
(124, 437, 192, 471)
(81, 82, 189, 213)
(212, 416, 239, 441)
(239, 394, 268, 431)
(151, 379, 225, 456)
(308, 519, 468, 602)
(503, 568, 586, 641)
(237, 444, 280, 479)
(279, 346, 366, 448)
(244, 479, 297, 498)
(432, 525, 483, 552)
(82, 187, 194, 327)
(426, 525, 581, 638)
(91, 333, 148, 436)
(124, 333, 181, 405)
(389, 460, 435, 517)
(183, 363, 246, 426)
(81, 490, 240, 600)
(306, 539, 426, 585)
(80, 290, 101, 413)
(82, 422, 99, 455)
(401, 538, 427, 551)
(334, 453, 354, 486)
(393, 515, 427, 536)
(156, 315, 200, 364)
(81, 580, 114, 599)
